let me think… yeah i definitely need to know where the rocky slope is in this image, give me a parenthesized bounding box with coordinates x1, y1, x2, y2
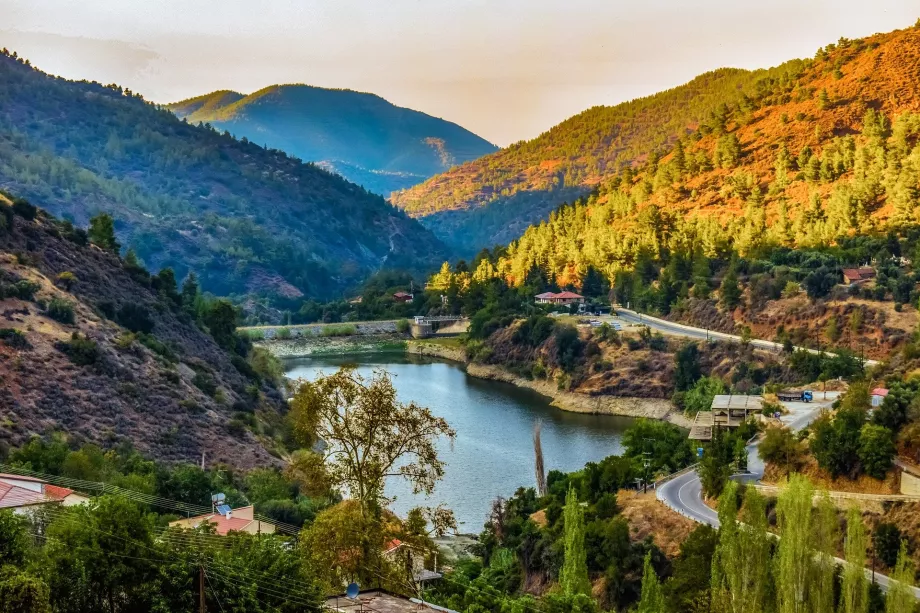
(0, 196, 286, 469)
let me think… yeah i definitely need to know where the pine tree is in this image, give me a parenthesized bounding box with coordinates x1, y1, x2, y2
(638, 551, 665, 613)
(841, 507, 869, 613)
(88, 212, 120, 253)
(775, 474, 815, 613)
(719, 267, 742, 311)
(560, 486, 591, 596)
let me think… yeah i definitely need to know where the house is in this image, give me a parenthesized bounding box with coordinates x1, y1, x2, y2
(383, 539, 442, 582)
(0, 473, 90, 514)
(871, 387, 889, 408)
(534, 291, 585, 305)
(842, 267, 876, 285)
(168, 505, 276, 535)
(392, 292, 414, 303)
(688, 395, 764, 441)
(326, 590, 458, 613)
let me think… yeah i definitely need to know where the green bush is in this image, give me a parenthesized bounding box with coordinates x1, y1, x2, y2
(321, 324, 357, 337)
(192, 371, 217, 396)
(46, 297, 75, 324)
(58, 333, 99, 366)
(5, 280, 40, 301)
(244, 328, 265, 341)
(137, 333, 176, 362)
(55, 271, 77, 290)
(0, 329, 30, 350)
(115, 303, 154, 334)
(396, 319, 410, 333)
(275, 327, 292, 339)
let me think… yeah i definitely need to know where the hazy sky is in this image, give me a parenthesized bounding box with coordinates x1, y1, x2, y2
(2, 0, 918, 145)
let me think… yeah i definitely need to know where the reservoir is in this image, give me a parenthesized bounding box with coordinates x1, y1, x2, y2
(284, 353, 633, 531)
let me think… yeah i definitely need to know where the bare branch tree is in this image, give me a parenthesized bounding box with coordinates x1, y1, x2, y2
(533, 419, 547, 497)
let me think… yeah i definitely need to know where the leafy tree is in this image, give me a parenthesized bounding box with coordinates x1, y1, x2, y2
(758, 427, 804, 473)
(560, 487, 591, 597)
(87, 213, 119, 252)
(873, 522, 903, 569)
(664, 524, 717, 613)
(674, 343, 702, 391)
(0, 511, 29, 565)
(858, 424, 895, 479)
(289, 367, 455, 521)
(202, 299, 239, 350)
(700, 427, 735, 499)
(0, 569, 51, 613)
(810, 492, 837, 613)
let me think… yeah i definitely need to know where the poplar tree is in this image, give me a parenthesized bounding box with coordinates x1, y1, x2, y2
(841, 507, 869, 613)
(711, 482, 771, 613)
(560, 486, 591, 596)
(810, 492, 837, 613)
(638, 551, 665, 613)
(775, 474, 814, 613)
(885, 542, 916, 613)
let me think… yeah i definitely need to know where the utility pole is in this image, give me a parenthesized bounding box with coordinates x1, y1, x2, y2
(200, 565, 206, 613)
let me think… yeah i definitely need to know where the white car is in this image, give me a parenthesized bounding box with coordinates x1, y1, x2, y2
(611, 322, 623, 331)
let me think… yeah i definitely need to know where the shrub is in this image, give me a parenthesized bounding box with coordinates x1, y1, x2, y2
(249, 347, 283, 385)
(321, 324, 357, 337)
(758, 427, 804, 473)
(244, 329, 265, 341)
(7, 280, 40, 301)
(58, 333, 99, 366)
(275, 327, 292, 340)
(858, 423, 895, 479)
(647, 333, 667, 351)
(192, 371, 217, 396)
(137, 333, 176, 362)
(116, 303, 154, 334)
(396, 319, 410, 334)
(11, 198, 36, 220)
(46, 297, 76, 324)
(0, 328, 30, 350)
(55, 271, 77, 290)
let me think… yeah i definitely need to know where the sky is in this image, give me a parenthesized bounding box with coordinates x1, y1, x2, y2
(2, 0, 919, 146)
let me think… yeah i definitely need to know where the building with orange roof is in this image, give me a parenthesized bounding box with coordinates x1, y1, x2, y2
(168, 505, 277, 536)
(0, 473, 90, 513)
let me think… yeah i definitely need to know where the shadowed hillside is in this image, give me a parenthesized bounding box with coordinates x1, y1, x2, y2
(167, 84, 498, 196)
(0, 51, 447, 302)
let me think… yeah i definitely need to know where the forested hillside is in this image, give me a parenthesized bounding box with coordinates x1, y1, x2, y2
(395, 21, 920, 255)
(168, 85, 498, 195)
(433, 23, 920, 290)
(0, 194, 291, 468)
(0, 50, 446, 302)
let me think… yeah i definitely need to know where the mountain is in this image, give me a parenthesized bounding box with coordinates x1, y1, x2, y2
(391, 65, 813, 253)
(445, 22, 920, 293)
(0, 194, 287, 469)
(0, 51, 447, 302)
(166, 85, 498, 196)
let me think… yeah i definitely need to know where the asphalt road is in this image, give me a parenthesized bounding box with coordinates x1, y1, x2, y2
(613, 308, 879, 367)
(657, 392, 918, 596)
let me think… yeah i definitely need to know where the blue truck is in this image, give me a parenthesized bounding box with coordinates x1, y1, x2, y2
(777, 390, 813, 403)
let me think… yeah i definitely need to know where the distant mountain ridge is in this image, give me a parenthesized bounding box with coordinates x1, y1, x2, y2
(0, 51, 446, 301)
(167, 85, 498, 196)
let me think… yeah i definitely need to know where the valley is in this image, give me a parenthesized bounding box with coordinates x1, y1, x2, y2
(4, 12, 920, 613)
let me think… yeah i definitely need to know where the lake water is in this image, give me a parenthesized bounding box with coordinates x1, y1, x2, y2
(284, 353, 633, 532)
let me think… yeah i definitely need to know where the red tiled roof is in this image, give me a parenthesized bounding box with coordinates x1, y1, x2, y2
(554, 291, 584, 299)
(0, 482, 57, 509)
(0, 473, 43, 483)
(535, 292, 556, 299)
(44, 484, 75, 500)
(872, 388, 889, 397)
(384, 539, 403, 554)
(842, 268, 876, 281)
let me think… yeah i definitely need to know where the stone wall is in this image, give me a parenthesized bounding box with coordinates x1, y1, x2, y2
(242, 320, 399, 340)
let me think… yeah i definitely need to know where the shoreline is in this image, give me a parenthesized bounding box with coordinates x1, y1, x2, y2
(263, 336, 690, 428)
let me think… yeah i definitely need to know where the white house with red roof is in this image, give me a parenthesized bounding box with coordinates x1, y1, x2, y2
(168, 504, 277, 536)
(0, 473, 90, 514)
(871, 387, 889, 407)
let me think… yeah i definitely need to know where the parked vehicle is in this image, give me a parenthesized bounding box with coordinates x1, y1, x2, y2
(777, 390, 813, 402)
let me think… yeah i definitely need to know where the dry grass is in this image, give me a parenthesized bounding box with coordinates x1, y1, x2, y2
(618, 489, 696, 557)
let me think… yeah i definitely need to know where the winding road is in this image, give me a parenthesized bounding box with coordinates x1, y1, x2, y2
(613, 308, 880, 367)
(657, 391, 919, 597)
